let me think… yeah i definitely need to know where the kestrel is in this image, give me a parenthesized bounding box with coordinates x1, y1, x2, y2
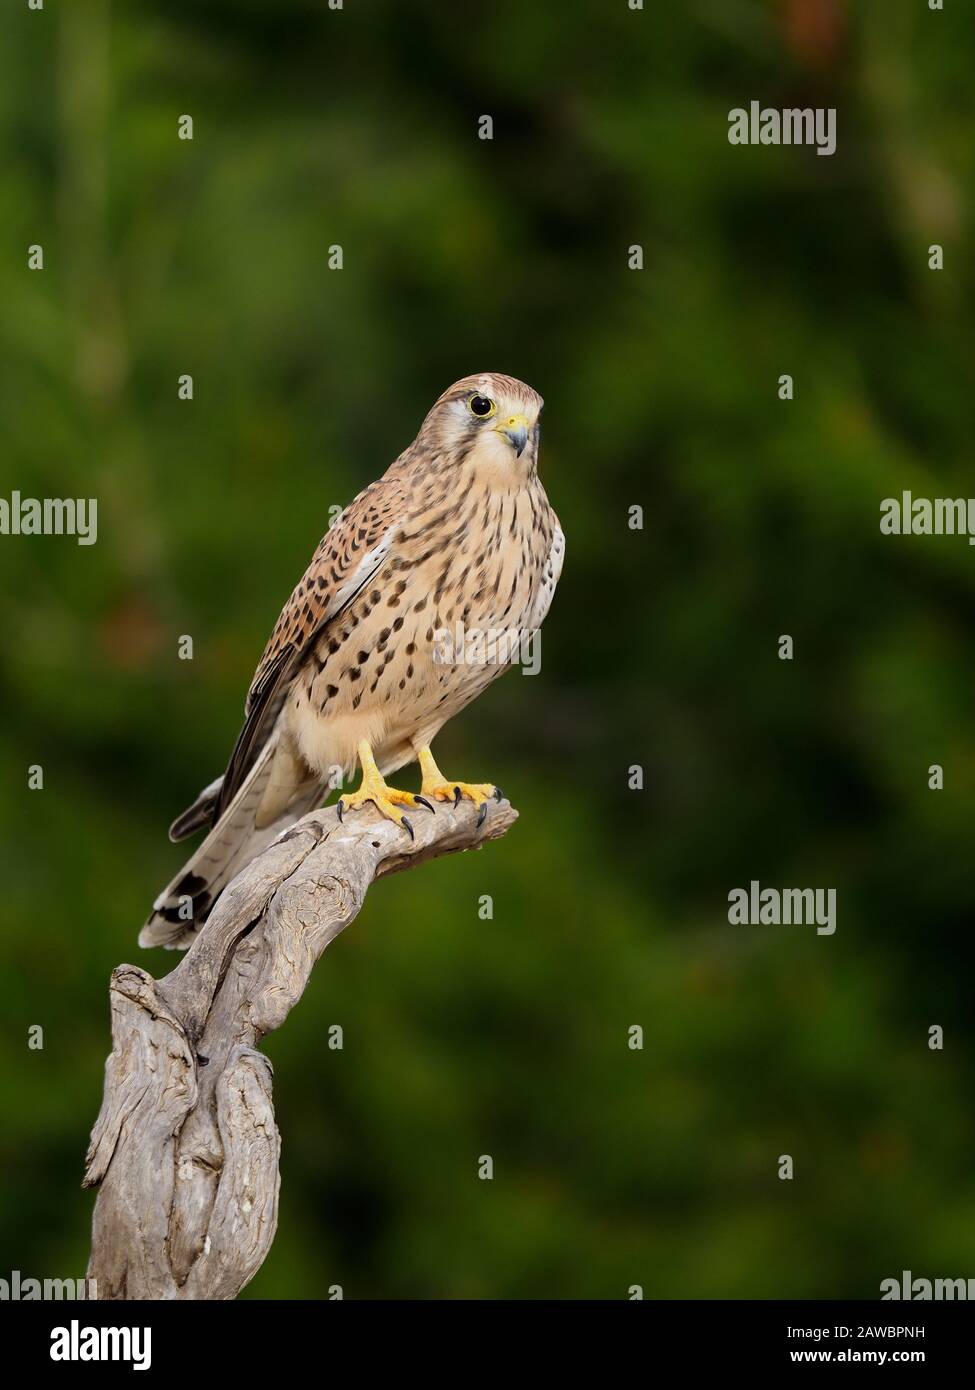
(141, 373, 564, 949)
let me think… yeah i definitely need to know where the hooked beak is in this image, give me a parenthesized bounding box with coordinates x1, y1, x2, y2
(497, 413, 530, 457)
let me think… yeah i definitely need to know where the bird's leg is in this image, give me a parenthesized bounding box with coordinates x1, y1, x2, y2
(416, 745, 501, 827)
(337, 738, 422, 839)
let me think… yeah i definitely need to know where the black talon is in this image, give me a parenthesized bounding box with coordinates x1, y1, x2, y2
(336, 799, 345, 822)
(415, 795, 435, 813)
(493, 786, 503, 801)
(476, 803, 488, 828)
(401, 816, 415, 841)
(453, 786, 462, 806)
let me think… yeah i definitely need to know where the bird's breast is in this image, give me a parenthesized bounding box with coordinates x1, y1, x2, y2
(286, 480, 558, 778)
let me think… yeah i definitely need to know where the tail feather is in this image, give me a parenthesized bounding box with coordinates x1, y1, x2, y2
(168, 775, 224, 842)
(141, 738, 323, 950)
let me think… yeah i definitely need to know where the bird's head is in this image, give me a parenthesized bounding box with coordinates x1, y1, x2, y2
(413, 373, 544, 482)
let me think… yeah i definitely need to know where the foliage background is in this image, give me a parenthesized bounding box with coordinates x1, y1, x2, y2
(2, 0, 974, 1299)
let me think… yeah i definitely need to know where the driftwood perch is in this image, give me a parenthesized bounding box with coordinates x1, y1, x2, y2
(83, 795, 517, 1300)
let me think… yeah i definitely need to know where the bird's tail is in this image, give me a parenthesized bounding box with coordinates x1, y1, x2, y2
(140, 736, 324, 950)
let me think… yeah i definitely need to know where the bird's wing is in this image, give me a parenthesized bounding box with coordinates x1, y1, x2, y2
(211, 476, 407, 821)
(528, 519, 565, 631)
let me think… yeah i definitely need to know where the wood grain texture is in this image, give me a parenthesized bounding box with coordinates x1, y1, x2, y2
(84, 795, 518, 1300)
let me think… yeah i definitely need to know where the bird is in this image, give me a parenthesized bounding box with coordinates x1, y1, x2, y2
(141, 372, 564, 949)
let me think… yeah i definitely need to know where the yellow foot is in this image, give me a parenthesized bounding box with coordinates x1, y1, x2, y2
(422, 780, 502, 827)
(337, 778, 422, 838)
(338, 739, 428, 840)
(416, 746, 501, 828)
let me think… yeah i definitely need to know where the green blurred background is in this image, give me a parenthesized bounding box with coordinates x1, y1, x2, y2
(2, 0, 974, 1299)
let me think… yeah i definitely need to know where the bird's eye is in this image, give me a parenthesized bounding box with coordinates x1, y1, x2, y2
(468, 393, 496, 418)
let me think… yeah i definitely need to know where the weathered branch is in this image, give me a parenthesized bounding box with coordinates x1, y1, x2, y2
(83, 796, 517, 1300)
